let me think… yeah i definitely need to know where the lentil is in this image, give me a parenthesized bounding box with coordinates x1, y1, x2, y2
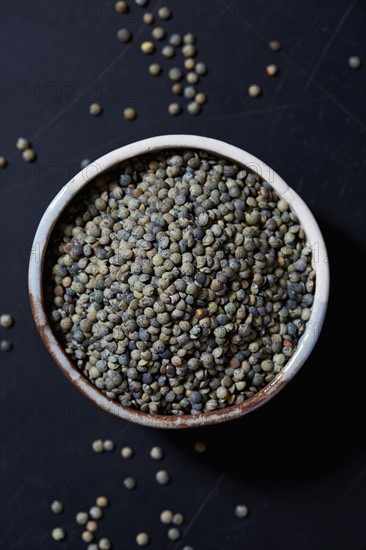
(172, 513, 184, 525)
(136, 532, 150, 546)
(0, 157, 7, 168)
(269, 40, 281, 51)
(123, 107, 137, 120)
(162, 45, 175, 58)
(89, 506, 103, 519)
(99, 538, 112, 550)
(89, 103, 102, 116)
(167, 527, 181, 540)
(149, 63, 162, 76)
(51, 527, 66, 541)
(0, 314, 13, 328)
(266, 64, 279, 76)
(152, 27, 165, 41)
(168, 103, 182, 116)
(16, 137, 30, 150)
(123, 476, 137, 489)
(143, 12, 154, 24)
(195, 92, 206, 105)
(117, 28, 132, 43)
(82, 531, 94, 543)
(194, 441, 206, 453)
(248, 84, 261, 97)
(150, 446, 164, 460)
(50, 500, 64, 514)
(121, 446, 134, 458)
(158, 6, 171, 20)
(115, 1, 128, 12)
(349, 56, 362, 69)
(187, 101, 201, 115)
(86, 520, 98, 533)
(156, 469, 170, 485)
(0, 340, 12, 352)
(96, 496, 109, 508)
(103, 439, 115, 452)
(235, 504, 249, 518)
(140, 41, 155, 54)
(160, 509, 173, 524)
(22, 148, 36, 162)
(76, 512, 89, 525)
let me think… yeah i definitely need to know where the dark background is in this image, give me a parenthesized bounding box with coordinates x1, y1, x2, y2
(1, 1, 366, 549)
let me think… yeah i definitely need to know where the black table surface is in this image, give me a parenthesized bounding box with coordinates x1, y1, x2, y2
(1, 1, 366, 549)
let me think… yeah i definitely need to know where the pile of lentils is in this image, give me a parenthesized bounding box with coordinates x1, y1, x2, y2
(48, 149, 315, 415)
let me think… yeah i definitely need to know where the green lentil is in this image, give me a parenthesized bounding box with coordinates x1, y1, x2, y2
(150, 446, 164, 460)
(152, 26, 165, 40)
(121, 446, 134, 458)
(117, 28, 132, 43)
(235, 504, 249, 518)
(0, 340, 12, 352)
(149, 63, 162, 76)
(123, 476, 137, 489)
(136, 532, 150, 546)
(123, 107, 137, 120)
(22, 148, 36, 162)
(158, 6, 171, 20)
(16, 137, 30, 150)
(172, 513, 184, 526)
(156, 469, 170, 485)
(168, 103, 182, 116)
(160, 509, 173, 524)
(51, 527, 66, 541)
(51, 500, 64, 514)
(167, 527, 181, 540)
(0, 314, 13, 328)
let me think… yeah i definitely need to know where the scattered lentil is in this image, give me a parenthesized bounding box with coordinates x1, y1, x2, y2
(248, 84, 262, 97)
(168, 67, 183, 81)
(136, 532, 150, 546)
(16, 137, 30, 150)
(152, 26, 165, 40)
(182, 44, 196, 58)
(269, 40, 281, 51)
(88, 545, 98, 550)
(168, 103, 182, 116)
(158, 6, 171, 20)
(82, 531, 94, 543)
(149, 63, 162, 76)
(169, 33, 182, 46)
(80, 159, 91, 169)
(99, 537, 112, 550)
(135, 0, 148, 6)
(162, 45, 175, 58)
(195, 62, 207, 75)
(0, 314, 13, 328)
(89, 103, 102, 116)
(160, 509, 173, 524)
(194, 441, 206, 453)
(266, 64, 279, 76)
(182, 547, 195, 550)
(92, 439, 104, 453)
(76, 512, 89, 525)
(143, 12, 154, 24)
(172, 83, 183, 95)
(184, 58, 195, 70)
(186, 72, 199, 85)
(172, 513, 184, 526)
(89, 506, 103, 519)
(348, 56, 362, 69)
(195, 92, 206, 105)
(96, 496, 109, 508)
(140, 41, 155, 54)
(167, 527, 181, 540)
(0, 156, 7, 168)
(22, 148, 36, 162)
(235, 504, 249, 518)
(121, 446, 134, 458)
(183, 33, 195, 44)
(117, 28, 132, 43)
(187, 101, 201, 115)
(115, 1, 128, 13)
(156, 470, 170, 485)
(51, 527, 66, 541)
(50, 500, 64, 514)
(103, 439, 115, 452)
(150, 446, 164, 460)
(0, 340, 12, 352)
(123, 107, 137, 120)
(86, 520, 98, 533)
(123, 476, 137, 489)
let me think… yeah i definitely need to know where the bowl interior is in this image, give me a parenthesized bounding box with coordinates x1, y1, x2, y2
(29, 135, 329, 428)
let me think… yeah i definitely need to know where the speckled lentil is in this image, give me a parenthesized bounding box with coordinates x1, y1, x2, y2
(49, 149, 315, 416)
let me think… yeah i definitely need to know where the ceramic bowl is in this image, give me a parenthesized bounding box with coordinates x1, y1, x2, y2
(29, 135, 329, 428)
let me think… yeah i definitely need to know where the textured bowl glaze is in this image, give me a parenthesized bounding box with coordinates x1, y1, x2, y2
(29, 135, 329, 428)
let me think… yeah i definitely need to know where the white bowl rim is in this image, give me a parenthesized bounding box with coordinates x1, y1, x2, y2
(29, 134, 329, 428)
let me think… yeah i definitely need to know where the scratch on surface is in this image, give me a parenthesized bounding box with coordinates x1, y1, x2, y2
(171, 472, 226, 550)
(340, 468, 366, 501)
(303, 0, 358, 91)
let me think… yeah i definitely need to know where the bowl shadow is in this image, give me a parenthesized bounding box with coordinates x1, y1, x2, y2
(162, 221, 366, 484)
